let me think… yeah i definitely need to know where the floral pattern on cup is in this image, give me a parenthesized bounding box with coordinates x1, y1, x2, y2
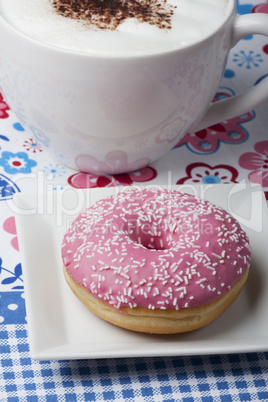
(68, 166, 157, 188)
(176, 162, 239, 185)
(156, 117, 187, 144)
(184, 88, 209, 119)
(76, 150, 151, 175)
(175, 88, 255, 154)
(29, 125, 51, 148)
(239, 141, 268, 190)
(32, 109, 57, 133)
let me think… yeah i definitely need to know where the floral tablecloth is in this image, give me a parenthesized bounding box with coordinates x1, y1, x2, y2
(1, 0, 268, 401)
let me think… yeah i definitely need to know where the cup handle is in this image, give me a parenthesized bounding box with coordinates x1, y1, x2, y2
(192, 13, 268, 132)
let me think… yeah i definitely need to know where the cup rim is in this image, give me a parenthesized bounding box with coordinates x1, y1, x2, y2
(0, 0, 236, 59)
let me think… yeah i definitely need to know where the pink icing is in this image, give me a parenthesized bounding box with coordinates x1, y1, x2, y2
(61, 188, 251, 310)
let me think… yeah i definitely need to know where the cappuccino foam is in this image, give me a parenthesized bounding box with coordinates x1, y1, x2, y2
(0, 0, 230, 55)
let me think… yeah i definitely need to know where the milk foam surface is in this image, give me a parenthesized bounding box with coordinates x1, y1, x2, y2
(0, 0, 231, 55)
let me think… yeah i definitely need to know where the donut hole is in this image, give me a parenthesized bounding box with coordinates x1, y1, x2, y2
(130, 233, 171, 250)
(125, 222, 172, 250)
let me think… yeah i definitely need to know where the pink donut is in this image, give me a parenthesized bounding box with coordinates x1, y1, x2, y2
(62, 188, 251, 334)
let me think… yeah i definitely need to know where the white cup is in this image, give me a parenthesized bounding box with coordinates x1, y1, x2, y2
(0, 1, 268, 175)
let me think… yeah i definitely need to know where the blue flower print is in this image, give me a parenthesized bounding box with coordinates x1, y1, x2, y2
(0, 134, 9, 142)
(0, 151, 37, 174)
(0, 134, 9, 152)
(201, 174, 222, 184)
(236, 2, 253, 16)
(30, 125, 50, 147)
(0, 259, 23, 290)
(43, 163, 66, 179)
(233, 50, 263, 69)
(0, 174, 20, 200)
(227, 131, 241, 140)
(198, 141, 212, 150)
(13, 122, 25, 132)
(224, 69, 235, 79)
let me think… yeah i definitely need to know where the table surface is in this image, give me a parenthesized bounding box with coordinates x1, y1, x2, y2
(1, 0, 268, 401)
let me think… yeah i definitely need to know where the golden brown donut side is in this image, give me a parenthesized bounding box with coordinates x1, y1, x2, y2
(63, 265, 249, 334)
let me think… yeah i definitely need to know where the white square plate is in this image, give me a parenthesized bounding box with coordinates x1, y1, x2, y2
(13, 184, 268, 360)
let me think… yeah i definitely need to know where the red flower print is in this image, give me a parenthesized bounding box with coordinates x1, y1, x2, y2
(177, 163, 239, 185)
(0, 93, 9, 119)
(175, 88, 254, 154)
(3, 216, 19, 251)
(252, 3, 268, 13)
(68, 166, 157, 188)
(23, 138, 43, 153)
(239, 141, 268, 191)
(252, 2, 268, 57)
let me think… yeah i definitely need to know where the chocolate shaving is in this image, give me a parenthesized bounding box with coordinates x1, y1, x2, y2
(50, 0, 175, 30)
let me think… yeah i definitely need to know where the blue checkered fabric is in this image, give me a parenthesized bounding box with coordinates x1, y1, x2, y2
(1, 324, 268, 402)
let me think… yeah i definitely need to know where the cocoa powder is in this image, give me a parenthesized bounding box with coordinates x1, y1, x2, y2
(50, 0, 174, 30)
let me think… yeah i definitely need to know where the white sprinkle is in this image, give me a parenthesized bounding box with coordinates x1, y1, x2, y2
(120, 272, 130, 279)
(196, 278, 207, 284)
(139, 279, 147, 285)
(212, 253, 221, 259)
